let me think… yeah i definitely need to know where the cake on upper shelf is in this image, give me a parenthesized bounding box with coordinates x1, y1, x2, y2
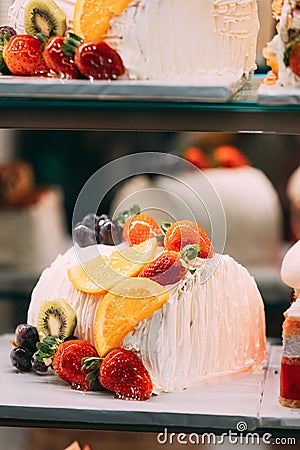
(264, 0, 300, 86)
(6, 0, 260, 82)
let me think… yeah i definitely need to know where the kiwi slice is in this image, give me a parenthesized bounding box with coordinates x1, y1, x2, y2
(24, 0, 67, 37)
(37, 299, 77, 340)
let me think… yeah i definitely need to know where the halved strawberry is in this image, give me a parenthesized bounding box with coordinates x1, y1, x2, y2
(164, 220, 214, 259)
(52, 339, 99, 391)
(3, 35, 48, 76)
(99, 348, 152, 400)
(213, 145, 250, 168)
(289, 41, 300, 78)
(74, 40, 125, 80)
(183, 146, 211, 169)
(43, 34, 82, 79)
(122, 213, 161, 246)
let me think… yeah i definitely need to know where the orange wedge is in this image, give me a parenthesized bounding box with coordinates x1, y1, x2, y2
(73, 0, 132, 41)
(68, 238, 158, 295)
(93, 278, 170, 356)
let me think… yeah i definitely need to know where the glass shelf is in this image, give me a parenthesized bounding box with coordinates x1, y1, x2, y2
(1, 75, 300, 133)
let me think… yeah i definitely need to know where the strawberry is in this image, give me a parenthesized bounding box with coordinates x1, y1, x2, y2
(289, 42, 300, 78)
(183, 146, 211, 169)
(52, 340, 99, 391)
(122, 213, 161, 245)
(164, 220, 214, 259)
(99, 348, 152, 400)
(74, 40, 125, 80)
(213, 145, 249, 168)
(43, 34, 82, 79)
(139, 250, 187, 285)
(2, 35, 48, 76)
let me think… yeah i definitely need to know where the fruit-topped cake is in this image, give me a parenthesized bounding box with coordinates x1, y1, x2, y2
(263, 0, 300, 87)
(0, 160, 68, 271)
(279, 240, 300, 408)
(112, 146, 283, 271)
(11, 205, 267, 399)
(2, 0, 259, 81)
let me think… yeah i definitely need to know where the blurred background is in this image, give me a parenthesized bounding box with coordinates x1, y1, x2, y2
(0, 0, 300, 449)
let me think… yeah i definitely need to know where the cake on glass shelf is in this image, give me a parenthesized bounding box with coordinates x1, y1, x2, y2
(14, 206, 267, 399)
(0, 160, 68, 271)
(3, 0, 259, 81)
(111, 146, 283, 271)
(279, 240, 300, 408)
(263, 0, 300, 86)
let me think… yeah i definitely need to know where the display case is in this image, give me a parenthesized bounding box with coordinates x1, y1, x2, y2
(0, 74, 299, 440)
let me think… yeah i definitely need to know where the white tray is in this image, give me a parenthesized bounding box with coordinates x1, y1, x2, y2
(0, 76, 244, 102)
(257, 82, 300, 105)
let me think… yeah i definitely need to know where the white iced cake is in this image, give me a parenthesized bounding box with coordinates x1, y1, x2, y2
(8, 0, 260, 82)
(28, 242, 267, 393)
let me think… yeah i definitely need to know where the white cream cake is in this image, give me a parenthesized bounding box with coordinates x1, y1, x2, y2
(8, 0, 260, 82)
(28, 243, 267, 394)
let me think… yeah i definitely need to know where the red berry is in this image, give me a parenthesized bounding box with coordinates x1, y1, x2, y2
(122, 213, 161, 245)
(289, 42, 300, 78)
(3, 35, 48, 76)
(43, 36, 78, 79)
(99, 348, 152, 400)
(183, 146, 211, 169)
(213, 145, 250, 168)
(52, 340, 98, 391)
(75, 40, 125, 80)
(139, 250, 186, 285)
(164, 220, 214, 259)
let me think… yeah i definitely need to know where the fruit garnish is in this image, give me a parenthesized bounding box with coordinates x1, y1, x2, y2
(138, 247, 200, 286)
(37, 299, 77, 340)
(74, 40, 125, 80)
(24, 0, 67, 37)
(2, 34, 49, 76)
(43, 33, 82, 79)
(10, 347, 32, 372)
(213, 145, 250, 168)
(15, 323, 39, 355)
(73, 0, 132, 41)
(68, 238, 158, 295)
(183, 146, 211, 170)
(52, 339, 99, 391)
(93, 277, 169, 357)
(122, 212, 161, 246)
(284, 39, 300, 77)
(73, 213, 122, 247)
(164, 220, 214, 259)
(0, 26, 16, 74)
(100, 348, 152, 400)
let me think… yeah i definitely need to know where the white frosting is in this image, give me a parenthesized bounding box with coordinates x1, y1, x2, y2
(286, 297, 300, 320)
(28, 244, 266, 393)
(7, 0, 259, 82)
(281, 240, 300, 294)
(283, 333, 300, 357)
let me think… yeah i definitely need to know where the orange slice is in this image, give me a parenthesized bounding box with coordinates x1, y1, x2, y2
(93, 278, 170, 356)
(73, 0, 132, 41)
(68, 238, 158, 295)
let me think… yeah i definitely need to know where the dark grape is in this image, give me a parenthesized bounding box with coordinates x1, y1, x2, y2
(82, 213, 99, 229)
(10, 347, 32, 372)
(98, 220, 122, 245)
(31, 352, 48, 374)
(0, 26, 17, 38)
(15, 324, 39, 355)
(73, 223, 97, 247)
